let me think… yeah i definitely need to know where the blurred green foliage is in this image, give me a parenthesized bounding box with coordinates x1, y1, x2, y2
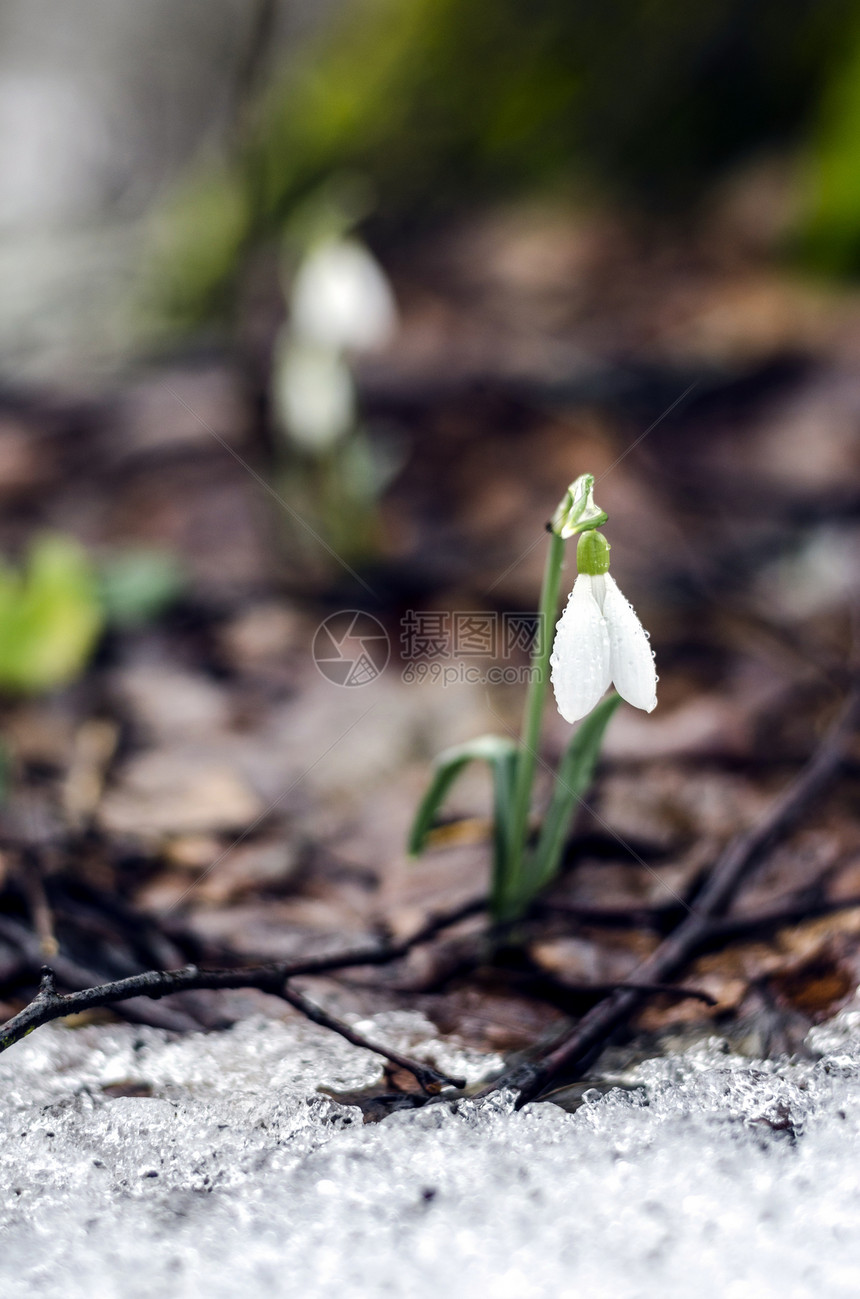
(0, 536, 103, 694)
(151, 0, 858, 327)
(796, 20, 860, 274)
(0, 539, 184, 696)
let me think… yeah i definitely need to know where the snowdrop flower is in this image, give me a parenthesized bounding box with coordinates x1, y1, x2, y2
(273, 336, 355, 451)
(551, 529, 657, 723)
(290, 237, 397, 352)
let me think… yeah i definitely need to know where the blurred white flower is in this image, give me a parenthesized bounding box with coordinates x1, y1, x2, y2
(290, 237, 397, 352)
(551, 571, 657, 723)
(273, 337, 355, 451)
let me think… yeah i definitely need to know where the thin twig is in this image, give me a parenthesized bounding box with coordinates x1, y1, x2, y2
(537, 891, 860, 942)
(694, 894, 860, 946)
(0, 914, 205, 1033)
(293, 897, 487, 975)
(0, 962, 462, 1093)
(500, 975, 717, 1008)
(0, 899, 483, 1087)
(486, 690, 860, 1107)
(597, 981, 715, 1005)
(535, 900, 678, 931)
(277, 984, 463, 1091)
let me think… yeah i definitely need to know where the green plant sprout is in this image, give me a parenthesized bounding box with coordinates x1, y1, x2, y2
(0, 536, 103, 694)
(0, 537, 184, 808)
(0, 537, 184, 696)
(408, 474, 657, 924)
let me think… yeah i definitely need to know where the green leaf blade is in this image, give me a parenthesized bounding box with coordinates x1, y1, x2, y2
(407, 734, 518, 858)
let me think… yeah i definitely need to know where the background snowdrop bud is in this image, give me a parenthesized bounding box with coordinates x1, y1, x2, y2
(290, 237, 397, 352)
(551, 528, 657, 723)
(273, 336, 355, 451)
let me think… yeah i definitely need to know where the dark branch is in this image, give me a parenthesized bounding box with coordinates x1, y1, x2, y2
(0, 899, 483, 1090)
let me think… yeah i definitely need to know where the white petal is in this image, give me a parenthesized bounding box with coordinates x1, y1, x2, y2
(291, 239, 397, 352)
(273, 338, 354, 450)
(550, 575, 612, 723)
(602, 573, 657, 712)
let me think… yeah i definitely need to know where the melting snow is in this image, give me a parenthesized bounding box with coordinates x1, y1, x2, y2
(2, 1005, 860, 1297)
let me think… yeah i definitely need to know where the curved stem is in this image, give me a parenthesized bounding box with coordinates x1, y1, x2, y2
(501, 529, 567, 918)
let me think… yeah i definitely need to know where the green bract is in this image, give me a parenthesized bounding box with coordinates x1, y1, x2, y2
(550, 473, 608, 539)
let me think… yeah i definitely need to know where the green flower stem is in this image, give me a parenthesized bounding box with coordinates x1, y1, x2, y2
(502, 528, 567, 916)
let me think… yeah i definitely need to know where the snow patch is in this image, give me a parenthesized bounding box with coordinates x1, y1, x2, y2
(2, 1006, 860, 1297)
